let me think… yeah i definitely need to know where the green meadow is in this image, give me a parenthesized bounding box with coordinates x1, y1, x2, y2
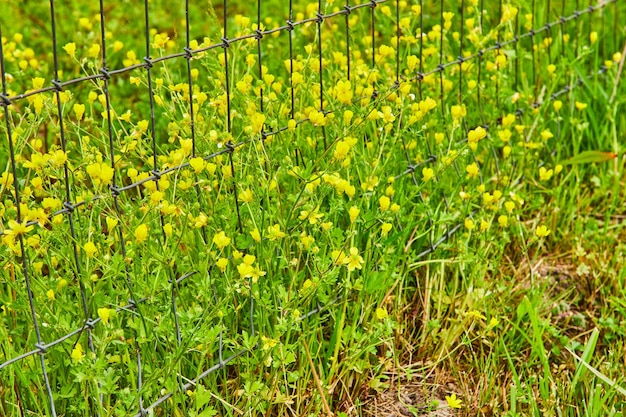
(1, 0, 625, 416)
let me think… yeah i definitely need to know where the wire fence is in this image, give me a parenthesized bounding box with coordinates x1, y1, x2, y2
(0, 0, 624, 415)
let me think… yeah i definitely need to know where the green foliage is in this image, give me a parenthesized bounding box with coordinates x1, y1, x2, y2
(0, 0, 625, 416)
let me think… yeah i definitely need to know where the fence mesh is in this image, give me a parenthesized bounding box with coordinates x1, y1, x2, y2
(0, 0, 624, 415)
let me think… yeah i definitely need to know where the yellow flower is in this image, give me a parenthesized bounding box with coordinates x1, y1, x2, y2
(445, 393, 462, 409)
(464, 218, 475, 231)
(106, 217, 119, 232)
(498, 215, 508, 228)
(261, 335, 278, 351)
(267, 224, 286, 240)
(46, 289, 55, 301)
(348, 206, 360, 223)
(162, 223, 173, 238)
(216, 258, 229, 272)
(134, 224, 148, 244)
(237, 263, 255, 278)
(73, 103, 85, 121)
(467, 126, 487, 151)
(239, 188, 253, 203)
(321, 222, 333, 232)
(589, 31, 598, 44)
(298, 280, 313, 296)
(501, 4, 518, 23)
(98, 307, 114, 324)
(381, 222, 392, 237)
(6, 220, 34, 236)
(379, 196, 391, 211)
(189, 157, 206, 174)
(343, 247, 364, 272)
(575, 101, 587, 111)
(488, 317, 500, 328)
(33, 96, 44, 114)
(71, 344, 84, 363)
(466, 163, 479, 179)
(250, 228, 261, 242)
(63, 42, 76, 58)
(553, 100, 563, 112)
(539, 166, 553, 181)
(87, 43, 100, 58)
(249, 112, 266, 134)
(450, 105, 466, 119)
(422, 167, 434, 182)
(32, 77, 45, 90)
(535, 225, 550, 238)
(83, 241, 97, 257)
(375, 307, 388, 320)
(299, 208, 324, 224)
(212, 231, 230, 249)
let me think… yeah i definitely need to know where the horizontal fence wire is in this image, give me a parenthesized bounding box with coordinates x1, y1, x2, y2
(0, 0, 623, 415)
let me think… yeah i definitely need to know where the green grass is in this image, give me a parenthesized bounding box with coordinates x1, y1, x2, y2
(1, 0, 625, 416)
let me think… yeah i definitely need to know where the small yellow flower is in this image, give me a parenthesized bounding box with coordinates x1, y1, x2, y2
(267, 224, 286, 240)
(46, 289, 55, 301)
(535, 224, 550, 238)
(189, 157, 206, 174)
(466, 163, 479, 179)
(212, 231, 231, 249)
(71, 344, 84, 363)
(163, 223, 173, 238)
(239, 188, 253, 203)
(348, 206, 360, 223)
(553, 100, 563, 112)
(73, 103, 85, 121)
(422, 167, 434, 182)
(381, 222, 392, 237)
(539, 166, 553, 181)
(242, 254, 256, 266)
(6, 220, 34, 236)
(106, 217, 119, 232)
(83, 241, 97, 257)
(575, 101, 587, 111)
(134, 224, 148, 244)
(498, 215, 509, 228)
(375, 307, 388, 320)
(343, 247, 364, 272)
(98, 307, 113, 324)
(32, 77, 46, 89)
(379, 196, 391, 211)
(450, 105, 466, 119)
(445, 393, 462, 409)
(216, 257, 229, 272)
(250, 228, 261, 242)
(464, 218, 475, 231)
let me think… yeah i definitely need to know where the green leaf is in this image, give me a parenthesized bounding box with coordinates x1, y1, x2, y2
(561, 151, 617, 165)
